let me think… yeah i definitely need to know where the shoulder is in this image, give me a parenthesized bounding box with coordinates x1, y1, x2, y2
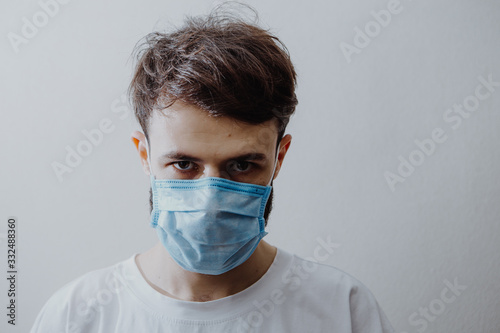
(283, 249, 376, 298)
(30, 255, 136, 333)
(278, 249, 395, 332)
(47, 257, 126, 306)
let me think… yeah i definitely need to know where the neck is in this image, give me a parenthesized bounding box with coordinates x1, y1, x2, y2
(136, 240, 277, 302)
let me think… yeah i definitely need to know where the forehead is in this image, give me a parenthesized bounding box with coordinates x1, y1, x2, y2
(148, 101, 278, 155)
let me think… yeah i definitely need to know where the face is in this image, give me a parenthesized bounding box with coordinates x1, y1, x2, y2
(132, 101, 292, 222)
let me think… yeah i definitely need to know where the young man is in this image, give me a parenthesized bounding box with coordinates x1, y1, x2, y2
(31, 4, 395, 332)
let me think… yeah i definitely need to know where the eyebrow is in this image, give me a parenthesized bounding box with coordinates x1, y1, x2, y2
(159, 151, 268, 163)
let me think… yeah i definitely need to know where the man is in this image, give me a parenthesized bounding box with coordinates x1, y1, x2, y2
(31, 3, 395, 332)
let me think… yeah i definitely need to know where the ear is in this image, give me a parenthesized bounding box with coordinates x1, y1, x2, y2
(131, 131, 151, 175)
(272, 134, 292, 181)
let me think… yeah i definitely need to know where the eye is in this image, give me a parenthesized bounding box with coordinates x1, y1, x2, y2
(229, 160, 253, 173)
(172, 161, 195, 171)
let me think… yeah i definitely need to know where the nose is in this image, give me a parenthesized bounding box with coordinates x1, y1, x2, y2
(203, 166, 228, 179)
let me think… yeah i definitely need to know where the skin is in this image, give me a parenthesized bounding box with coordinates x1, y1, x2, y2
(131, 100, 292, 302)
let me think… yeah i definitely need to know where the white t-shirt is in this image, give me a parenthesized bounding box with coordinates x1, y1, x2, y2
(31, 247, 395, 333)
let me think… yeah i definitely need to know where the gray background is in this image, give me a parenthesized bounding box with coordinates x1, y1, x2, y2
(1, 0, 499, 332)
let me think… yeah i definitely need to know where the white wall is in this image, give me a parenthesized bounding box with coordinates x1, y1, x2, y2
(1, 0, 499, 332)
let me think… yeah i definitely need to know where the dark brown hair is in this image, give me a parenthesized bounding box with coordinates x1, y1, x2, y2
(128, 1, 298, 147)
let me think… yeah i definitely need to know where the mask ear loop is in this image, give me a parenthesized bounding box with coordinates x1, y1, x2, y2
(266, 143, 281, 187)
(145, 136, 159, 228)
(145, 137, 155, 180)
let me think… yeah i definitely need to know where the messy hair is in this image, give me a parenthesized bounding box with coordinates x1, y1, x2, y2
(128, 1, 298, 147)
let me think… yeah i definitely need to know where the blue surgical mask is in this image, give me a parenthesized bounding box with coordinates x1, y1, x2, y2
(146, 139, 280, 275)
